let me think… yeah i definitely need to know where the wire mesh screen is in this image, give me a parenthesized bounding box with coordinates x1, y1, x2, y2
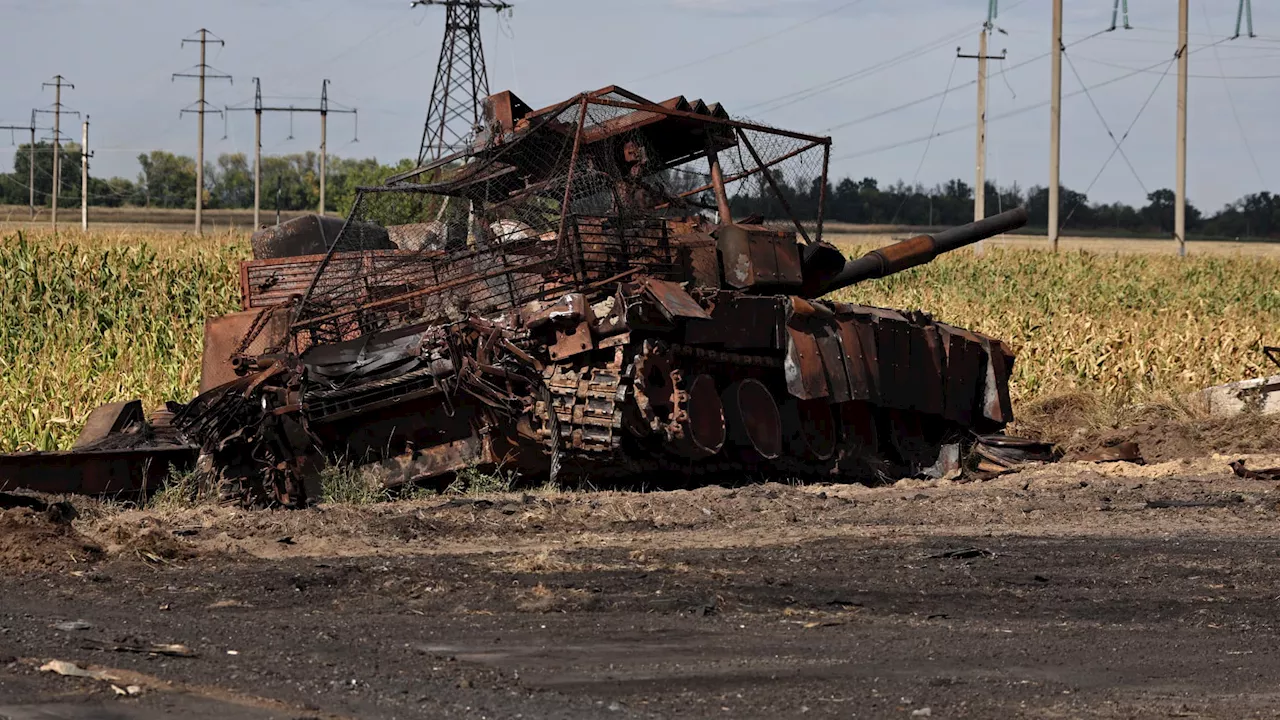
(290, 91, 828, 348)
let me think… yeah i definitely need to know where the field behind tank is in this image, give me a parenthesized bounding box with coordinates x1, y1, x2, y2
(1, 226, 1278, 452)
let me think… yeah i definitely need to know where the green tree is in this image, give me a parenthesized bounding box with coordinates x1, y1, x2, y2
(136, 151, 197, 208)
(10, 142, 84, 207)
(210, 153, 253, 209)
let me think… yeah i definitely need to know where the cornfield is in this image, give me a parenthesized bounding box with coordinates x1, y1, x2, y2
(1, 227, 1277, 452)
(0, 229, 245, 451)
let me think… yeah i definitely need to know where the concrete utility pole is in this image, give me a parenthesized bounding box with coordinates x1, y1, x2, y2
(27, 113, 35, 220)
(228, 79, 356, 224)
(958, 33, 1005, 254)
(0, 111, 39, 219)
(1175, 0, 1189, 257)
(81, 115, 90, 231)
(1049, 0, 1063, 252)
(40, 76, 75, 230)
(174, 29, 231, 235)
(226, 78, 265, 227)
(319, 80, 329, 217)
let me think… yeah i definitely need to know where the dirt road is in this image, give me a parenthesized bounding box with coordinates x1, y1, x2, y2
(3, 453, 1280, 718)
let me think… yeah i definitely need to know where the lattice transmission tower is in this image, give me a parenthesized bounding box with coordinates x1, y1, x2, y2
(412, 0, 512, 166)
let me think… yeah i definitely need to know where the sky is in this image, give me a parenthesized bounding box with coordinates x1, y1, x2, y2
(0, 0, 1277, 211)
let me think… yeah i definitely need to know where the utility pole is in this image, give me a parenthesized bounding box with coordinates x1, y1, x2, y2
(27, 112, 35, 219)
(0, 111, 39, 219)
(958, 32, 1005, 253)
(1049, 0, 1062, 252)
(411, 0, 513, 166)
(255, 79, 262, 227)
(40, 76, 76, 230)
(227, 79, 355, 222)
(228, 78, 265, 227)
(81, 115, 90, 231)
(1175, 0, 1188, 257)
(174, 29, 231, 235)
(320, 80, 328, 216)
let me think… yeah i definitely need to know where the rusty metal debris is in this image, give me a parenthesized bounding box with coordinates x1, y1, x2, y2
(1229, 459, 1280, 481)
(0, 401, 195, 497)
(1, 84, 1034, 506)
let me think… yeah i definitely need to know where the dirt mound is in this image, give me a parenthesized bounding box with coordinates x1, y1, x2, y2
(0, 507, 102, 571)
(1083, 414, 1280, 463)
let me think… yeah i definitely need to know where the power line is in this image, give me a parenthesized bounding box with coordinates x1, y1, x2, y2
(38, 75, 77, 230)
(1070, 53, 1280, 78)
(820, 28, 1108, 134)
(631, 0, 869, 84)
(829, 51, 1181, 163)
(741, 23, 975, 116)
(226, 77, 357, 223)
(741, 0, 1036, 118)
(1062, 48, 1149, 195)
(890, 54, 960, 224)
(830, 34, 1238, 163)
(1202, 0, 1267, 190)
(1060, 56, 1176, 228)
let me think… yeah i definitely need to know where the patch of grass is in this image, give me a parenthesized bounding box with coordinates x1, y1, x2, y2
(146, 464, 214, 511)
(446, 464, 518, 495)
(319, 460, 389, 505)
(393, 482, 439, 502)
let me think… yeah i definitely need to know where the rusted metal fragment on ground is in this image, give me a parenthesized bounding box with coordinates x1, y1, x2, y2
(1230, 459, 1280, 481)
(0, 446, 196, 495)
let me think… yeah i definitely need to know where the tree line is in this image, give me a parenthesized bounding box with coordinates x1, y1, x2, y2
(730, 175, 1280, 239)
(2, 145, 1278, 239)
(0, 145, 413, 216)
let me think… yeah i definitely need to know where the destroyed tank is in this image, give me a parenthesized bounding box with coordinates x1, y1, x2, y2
(174, 85, 1029, 507)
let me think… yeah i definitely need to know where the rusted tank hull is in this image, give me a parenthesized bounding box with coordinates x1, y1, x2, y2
(177, 273, 1014, 506)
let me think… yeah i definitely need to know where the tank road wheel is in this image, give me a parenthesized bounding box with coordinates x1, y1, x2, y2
(666, 373, 726, 459)
(781, 398, 837, 462)
(722, 379, 783, 461)
(631, 346, 676, 435)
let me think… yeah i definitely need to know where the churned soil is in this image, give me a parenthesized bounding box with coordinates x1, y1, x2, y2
(4, 447, 1280, 718)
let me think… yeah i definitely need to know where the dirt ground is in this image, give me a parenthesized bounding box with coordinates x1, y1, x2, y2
(5, 445, 1280, 718)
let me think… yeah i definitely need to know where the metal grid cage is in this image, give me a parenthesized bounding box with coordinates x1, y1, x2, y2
(289, 88, 831, 348)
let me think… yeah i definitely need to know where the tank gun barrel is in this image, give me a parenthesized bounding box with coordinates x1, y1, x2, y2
(815, 206, 1028, 296)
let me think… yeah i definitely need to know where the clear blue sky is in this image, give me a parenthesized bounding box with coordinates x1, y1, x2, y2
(1, 0, 1276, 210)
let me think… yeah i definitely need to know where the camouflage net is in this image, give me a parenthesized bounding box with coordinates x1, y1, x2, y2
(290, 89, 828, 348)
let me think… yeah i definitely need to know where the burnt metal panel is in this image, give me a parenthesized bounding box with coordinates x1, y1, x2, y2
(979, 335, 1015, 425)
(73, 400, 144, 449)
(683, 294, 785, 350)
(716, 225, 803, 289)
(200, 307, 293, 394)
(671, 231, 719, 289)
(871, 318, 909, 410)
(814, 322, 853, 404)
(784, 324, 829, 400)
(912, 323, 946, 416)
(641, 278, 712, 321)
(833, 318, 874, 402)
(938, 324, 982, 426)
